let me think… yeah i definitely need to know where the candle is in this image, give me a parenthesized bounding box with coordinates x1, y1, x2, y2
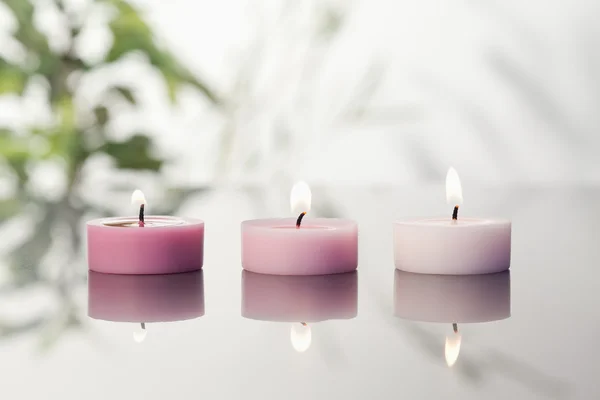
(87, 190, 204, 275)
(241, 182, 358, 275)
(242, 271, 357, 352)
(88, 270, 205, 342)
(393, 168, 511, 275)
(394, 270, 510, 367)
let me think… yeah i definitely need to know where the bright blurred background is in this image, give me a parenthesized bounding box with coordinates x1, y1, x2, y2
(0, 0, 598, 345)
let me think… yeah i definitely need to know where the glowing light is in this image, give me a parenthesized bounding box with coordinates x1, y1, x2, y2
(290, 181, 312, 215)
(131, 189, 147, 207)
(133, 326, 147, 343)
(290, 323, 312, 352)
(445, 333, 462, 367)
(446, 167, 463, 205)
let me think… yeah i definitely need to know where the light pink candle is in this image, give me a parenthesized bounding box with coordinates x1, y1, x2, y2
(241, 182, 358, 275)
(88, 270, 205, 323)
(241, 270, 357, 322)
(394, 168, 511, 275)
(87, 191, 204, 275)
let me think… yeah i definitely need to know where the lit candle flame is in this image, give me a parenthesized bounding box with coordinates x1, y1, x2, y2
(446, 167, 463, 206)
(133, 323, 147, 343)
(290, 181, 312, 215)
(290, 323, 312, 352)
(131, 189, 147, 207)
(445, 332, 462, 367)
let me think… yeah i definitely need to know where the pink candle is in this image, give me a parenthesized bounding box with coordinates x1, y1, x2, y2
(394, 168, 511, 275)
(241, 182, 358, 275)
(87, 190, 204, 275)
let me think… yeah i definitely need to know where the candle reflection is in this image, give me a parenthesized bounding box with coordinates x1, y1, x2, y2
(394, 270, 510, 366)
(445, 331, 462, 367)
(133, 324, 148, 343)
(290, 323, 312, 352)
(242, 271, 357, 352)
(88, 270, 205, 342)
(394, 270, 510, 323)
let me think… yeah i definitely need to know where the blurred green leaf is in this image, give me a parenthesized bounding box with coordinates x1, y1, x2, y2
(2, 0, 34, 23)
(36, 53, 61, 78)
(0, 130, 30, 159)
(154, 53, 220, 104)
(3, 0, 52, 62)
(0, 198, 21, 222)
(57, 96, 76, 131)
(104, 0, 219, 104)
(103, 134, 163, 171)
(0, 59, 29, 94)
(0, 128, 31, 186)
(165, 73, 178, 102)
(317, 7, 344, 39)
(44, 97, 81, 166)
(94, 106, 109, 125)
(105, 0, 155, 62)
(45, 130, 71, 160)
(114, 86, 136, 104)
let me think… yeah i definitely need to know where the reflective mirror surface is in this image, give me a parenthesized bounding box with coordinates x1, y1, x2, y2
(0, 186, 596, 399)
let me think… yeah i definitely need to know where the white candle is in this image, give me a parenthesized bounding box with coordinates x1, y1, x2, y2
(393, 168, 511, 275)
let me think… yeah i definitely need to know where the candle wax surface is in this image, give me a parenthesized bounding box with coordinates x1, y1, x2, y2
(103, 217, 185, 228)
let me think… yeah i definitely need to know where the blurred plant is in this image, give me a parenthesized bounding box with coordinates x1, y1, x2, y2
(214, 1, 389, 212)
(0, 0, 384, 347)
(0, 0, 218, 345)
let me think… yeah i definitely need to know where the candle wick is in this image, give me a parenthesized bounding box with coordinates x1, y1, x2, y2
(452, 323, 458, 333)
(296, 212, 306, 228)
(452, 205, 459, 221)
(139, 204, 145, 227)
(141, 322, 146, 330)
(301, 322, 307, 327)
